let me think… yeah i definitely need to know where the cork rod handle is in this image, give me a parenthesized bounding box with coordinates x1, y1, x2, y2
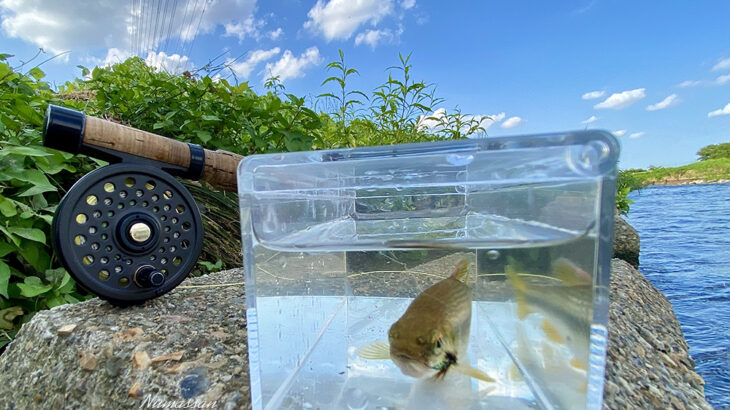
(84, 117, 243, 192)
(44, 106, 244, 192)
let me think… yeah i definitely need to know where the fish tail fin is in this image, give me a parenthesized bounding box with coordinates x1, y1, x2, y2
(450, 259, 470, 283)
(452, 363, 495, 382)
(552, 257, 592, 286)
(358, 341, 391, 360)
(505, 265, 529, 319)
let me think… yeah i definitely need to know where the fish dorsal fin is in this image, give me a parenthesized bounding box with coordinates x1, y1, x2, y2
(358, 341, 391, 360)
(449, 259, 469, 283)
(452, 362, 495, 382)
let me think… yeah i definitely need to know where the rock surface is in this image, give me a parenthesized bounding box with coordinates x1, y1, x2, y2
(0, 259, 712, 409)
(613, 213, 640, 269)
(604, 260, 711, 409)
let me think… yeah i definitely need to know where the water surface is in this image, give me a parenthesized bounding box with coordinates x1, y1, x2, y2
(627, 184, 730, 408)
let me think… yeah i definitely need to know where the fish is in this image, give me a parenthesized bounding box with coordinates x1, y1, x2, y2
(506, 260, 593, 403)
(358, 259, 495, 383)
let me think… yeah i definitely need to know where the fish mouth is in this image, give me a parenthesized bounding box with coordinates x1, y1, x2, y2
(391, 354, 434, 378)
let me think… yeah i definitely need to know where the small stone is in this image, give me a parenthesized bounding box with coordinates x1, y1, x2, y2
(56, 324, 77, 336)
(180, 366, 210, 399)
(204, 384, 226, 401)
(150, 351, 184, 363)
(116, 327, 144, 341)
(223, 392, 243, 410)
(210, 330, 228, 339)
(128, 381, 143, 399)
(105, 358, 123, 377)
(78, 350, 99, 371)
(132, 351, 151, 370)
(41, 329, 54, 340)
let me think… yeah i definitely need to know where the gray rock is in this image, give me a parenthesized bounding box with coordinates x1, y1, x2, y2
(613, 212, 640, 268)
(0, 260, 711, 409)
(604, 259, 711, 409)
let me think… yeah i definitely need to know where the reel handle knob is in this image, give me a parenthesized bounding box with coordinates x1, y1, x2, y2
(134, 265, 166, 288)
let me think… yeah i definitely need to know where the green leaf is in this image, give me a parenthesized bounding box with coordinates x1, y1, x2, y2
(0, 227, 20, 247)
(194, 130, 212, 143)
(0, 62, 12, 80)
(201, 114, 220, 121)
(17, 276, 53, 298)
(0, 195, 17, 217)
(0, 261, 10, 299)
(57, 272, 74, 294)
(3, 168, 52, 186)
(18, 184, 56, 197)
(64, 294, 80, 304)
(0, 145, 53, 157)
(0, 240, 13, 258)
(5, 227, 45, 243)
(28, 67, 45, 80)
(45, 293, 66, 308)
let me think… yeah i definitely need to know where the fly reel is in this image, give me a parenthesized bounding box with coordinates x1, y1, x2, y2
(43, 105, 244, 305)
(53, 163, 203, 305)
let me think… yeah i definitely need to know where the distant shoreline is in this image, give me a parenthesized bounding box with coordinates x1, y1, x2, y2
(643, 179, 730, 187)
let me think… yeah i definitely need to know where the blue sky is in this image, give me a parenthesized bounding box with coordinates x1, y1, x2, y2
(1, 0, 728, 169)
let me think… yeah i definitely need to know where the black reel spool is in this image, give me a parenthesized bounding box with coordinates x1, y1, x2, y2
(53, 163, 203, 305)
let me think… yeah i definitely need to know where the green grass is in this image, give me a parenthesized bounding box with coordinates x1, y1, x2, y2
(628, 158, 730, 186)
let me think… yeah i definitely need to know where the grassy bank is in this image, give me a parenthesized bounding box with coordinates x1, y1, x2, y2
(627, 158, 730, 186)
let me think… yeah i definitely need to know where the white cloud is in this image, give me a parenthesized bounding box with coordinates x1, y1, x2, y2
(678, 75, 730, 87)
(0, 0, 256, 56)
(264, 47, 322, 82)
(581, 90, 605, 100)
(401, 0, 416, 9)
(612, 130, 627, 137)
(707, 102, 730, 118)
(101, 48, 132, 66)
(268, 27, 283, 40)
(145, 51, 193, 74)
(594, 88, 646, 109)
(416, 108, 496, 135)
(581, 115, 598, 124)
(500, 116, 524, 129)
(572, 0, 597, 15)
(484, 112, 506, 128)
(629, 132, 645, 139)
(712, 57, 730, 71)
(716, 74, 730, 85)
(227, 48, 280, 79)
(678, 80, 703, 87)
(354, 27, 401, 48)
(224, 16, 264, 42)
(646, 94, 680, 111)
(416, 108, 447, 131)
(304, 0, 394, 41)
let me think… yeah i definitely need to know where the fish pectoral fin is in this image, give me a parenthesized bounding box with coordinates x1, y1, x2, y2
(452, 363, 495, 382)
(358, 341, 391, 360)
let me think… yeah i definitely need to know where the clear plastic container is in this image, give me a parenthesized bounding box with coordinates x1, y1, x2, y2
(238, 131, 619, 410)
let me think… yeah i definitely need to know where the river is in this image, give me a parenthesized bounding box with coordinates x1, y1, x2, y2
(627, 183, 730, 408)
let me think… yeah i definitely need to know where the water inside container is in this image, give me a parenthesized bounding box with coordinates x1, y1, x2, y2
(246, 240, 606, 410)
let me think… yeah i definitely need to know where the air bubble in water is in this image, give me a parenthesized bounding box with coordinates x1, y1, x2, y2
(344, 387, 368, 410)
(486, 250, 500, 260)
